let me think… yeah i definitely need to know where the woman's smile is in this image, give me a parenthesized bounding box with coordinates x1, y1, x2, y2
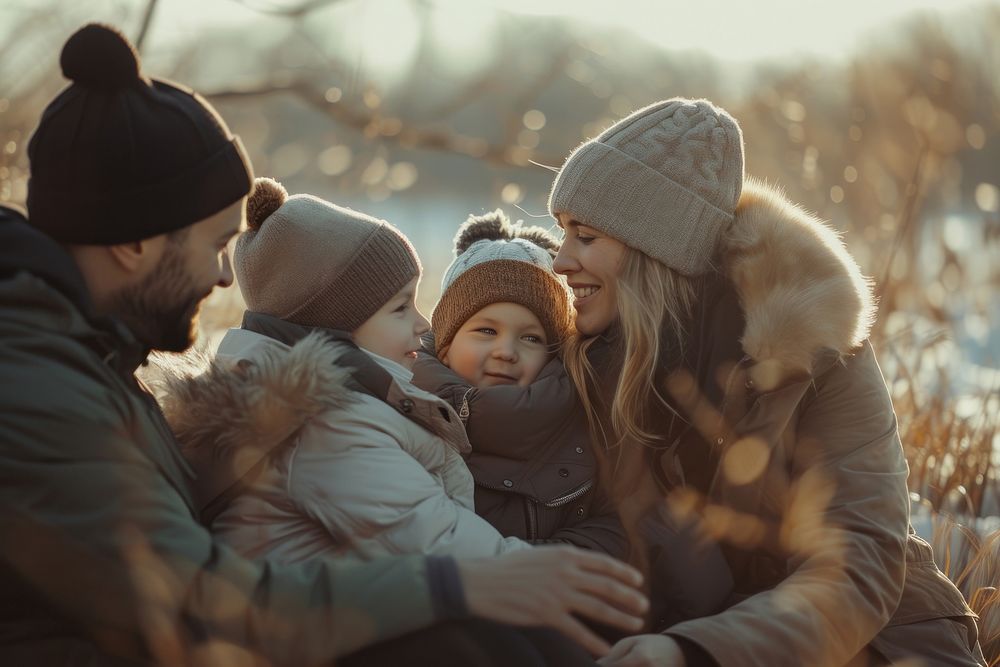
(553, 215, 627, 336)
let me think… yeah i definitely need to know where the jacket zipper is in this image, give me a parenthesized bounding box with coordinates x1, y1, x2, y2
(526, 499, 538, 540)
(458, 388, 473, 423)
(474, 478, 594, 507)
(543, 479, 594, 508)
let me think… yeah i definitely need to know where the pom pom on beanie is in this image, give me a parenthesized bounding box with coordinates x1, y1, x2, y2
(454, 209, 560, 256)
(246, 178, 288, 230)
(60, 24, 143, 90)
(28, 22, 254, 245)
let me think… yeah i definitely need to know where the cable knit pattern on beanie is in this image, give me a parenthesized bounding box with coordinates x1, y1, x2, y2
(547, 97, 745, 276)
(652, 107, 731, 205)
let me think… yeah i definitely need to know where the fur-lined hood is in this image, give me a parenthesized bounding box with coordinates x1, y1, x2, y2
(156, 331, 358, 512)
(719, 179, 876, 390)
(160, 332, 356, 454)
(157, 326, 472, 514)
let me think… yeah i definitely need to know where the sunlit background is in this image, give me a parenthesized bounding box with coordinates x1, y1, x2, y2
(3, 0, 1000, 656)
(2, 0, 999, 504)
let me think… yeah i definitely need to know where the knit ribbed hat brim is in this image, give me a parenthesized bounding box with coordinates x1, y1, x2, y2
(285, 222, 421, 331)
(235, 186, 421, 331)
(549, 141, 732, 276)
(548, 98, 744, 276)
(29, 135, 252, 245)
(432, 259, 572, 357)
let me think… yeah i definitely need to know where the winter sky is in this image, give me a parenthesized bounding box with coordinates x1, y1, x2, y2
(142, 0, 989, 64)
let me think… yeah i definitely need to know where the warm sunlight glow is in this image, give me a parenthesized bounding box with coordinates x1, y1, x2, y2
(481, 0, 987, 61)
(136, 0, 990, 68)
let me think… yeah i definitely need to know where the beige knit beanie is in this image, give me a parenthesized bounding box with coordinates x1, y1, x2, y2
(235, 177, 421, 331)
(548, 98, 744, 276)
(432, 210, 572, 357)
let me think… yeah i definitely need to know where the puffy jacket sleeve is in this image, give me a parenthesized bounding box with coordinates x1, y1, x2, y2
(411, 353, 577, 460)
(666, 342, 909, 666)
(291, 408, 530, 558)
(0, 385, 445, 666)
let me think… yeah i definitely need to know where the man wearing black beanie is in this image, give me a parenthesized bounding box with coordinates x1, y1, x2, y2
(0, 23, 648, 667)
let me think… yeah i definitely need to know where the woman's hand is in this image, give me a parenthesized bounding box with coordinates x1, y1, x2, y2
(457, 545, 648, 657)
(597, 635, 687, 667)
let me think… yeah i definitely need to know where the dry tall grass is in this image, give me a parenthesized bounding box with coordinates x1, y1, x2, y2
(925, 510, 1000, 664)
(883, 324, 1000, 664)
(884, 327, 999, 517)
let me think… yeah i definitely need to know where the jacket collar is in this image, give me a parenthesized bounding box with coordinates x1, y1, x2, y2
(162, 315, 470, 518)
(242, 310, 393, 400)
(0, 205, 93, 315)
(160, 327, 358, 518)
(0, 208, 148, 378)
(638, 183, 875, 496)
(240, 310, 461, 434)
(646, 180, 876, 395)
(241, 309, 342, 345)
(719, 179, 876, 390)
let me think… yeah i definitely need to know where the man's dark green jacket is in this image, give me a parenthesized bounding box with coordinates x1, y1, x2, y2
(0, 207, 460, 666)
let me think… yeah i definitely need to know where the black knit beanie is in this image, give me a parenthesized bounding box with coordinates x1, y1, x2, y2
(27, 23, 253, 245)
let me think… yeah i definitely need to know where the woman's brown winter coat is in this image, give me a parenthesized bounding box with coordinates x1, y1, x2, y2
(627, 181, 979, 666)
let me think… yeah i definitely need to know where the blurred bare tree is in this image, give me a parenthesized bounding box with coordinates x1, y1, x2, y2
(2, 0, 998, 506)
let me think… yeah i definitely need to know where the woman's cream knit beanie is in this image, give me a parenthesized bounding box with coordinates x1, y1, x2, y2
(548, 98, 744, 276)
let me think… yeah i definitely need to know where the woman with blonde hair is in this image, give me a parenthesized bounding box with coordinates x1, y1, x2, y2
(549, 98, 983, 666)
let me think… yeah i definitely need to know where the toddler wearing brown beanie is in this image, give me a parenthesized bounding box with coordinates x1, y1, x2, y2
(411, 211, 628, 559)
(430, 209, 572, 388)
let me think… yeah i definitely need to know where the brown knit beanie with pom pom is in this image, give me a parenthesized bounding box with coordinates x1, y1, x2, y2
(27, 23, 252, 245)
(234, 177, 421, 332)
(432, 209, 572, 357)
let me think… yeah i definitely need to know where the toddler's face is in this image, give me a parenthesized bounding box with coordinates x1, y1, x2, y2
(353, 275, 429, 369)
(443, 302, 550, 388)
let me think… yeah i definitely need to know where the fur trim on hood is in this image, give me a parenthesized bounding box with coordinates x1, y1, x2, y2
(720, 178, 876, 390)
(158, 332, 355, 455)
(153, 332, 356, 510)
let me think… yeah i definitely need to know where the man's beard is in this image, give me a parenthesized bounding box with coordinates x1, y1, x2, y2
(109, 244, 210, 353)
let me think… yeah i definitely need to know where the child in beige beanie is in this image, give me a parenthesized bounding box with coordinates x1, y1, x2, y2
(236, 177, 428, 368)
(169, 178, 530, 565)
